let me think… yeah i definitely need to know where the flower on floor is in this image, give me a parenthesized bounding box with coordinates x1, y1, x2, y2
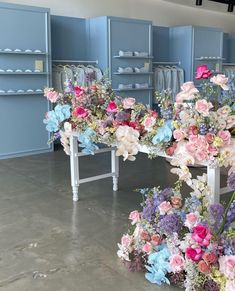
(117, 171, 235, 290)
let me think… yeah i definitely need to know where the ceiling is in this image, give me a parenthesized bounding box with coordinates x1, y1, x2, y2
(163, 0, 235, 13)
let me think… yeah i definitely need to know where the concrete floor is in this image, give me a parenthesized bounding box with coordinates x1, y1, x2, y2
(0, 148, 230, 291)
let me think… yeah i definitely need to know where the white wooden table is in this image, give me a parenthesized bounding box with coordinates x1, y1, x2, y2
(69, 134, 231, 202)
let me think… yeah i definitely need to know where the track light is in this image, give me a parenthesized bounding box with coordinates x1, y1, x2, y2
(196, 0, 203, 5)
(228, 3, 234, 12)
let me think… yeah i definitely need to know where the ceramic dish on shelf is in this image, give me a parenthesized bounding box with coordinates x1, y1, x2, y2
(25, 49, 32, 53)
(6, 69, 13, 73)
(34, 49, 42, 53)
(4, 48, 12, 52)
(35, 89, 43, 92)
(15, 69, 23, 73)
(7, 89, 15, 93)
(14, 49, 22, 52)
(0, 69, 5, 72)
(17, 89, 25, 93)
(27, 89, 34, 93)
(34, 69, 41, 73)
(25, 69, 32, 73)
(0, 90, 5, 93)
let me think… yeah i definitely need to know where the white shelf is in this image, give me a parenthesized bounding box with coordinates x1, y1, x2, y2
(113, 55, 153, 59)
(113, 72, 153, 75)
(195, 57, 225, 61)
(113, 87, 154, 92)
(0, 91, 43, 96)
(0, 51, 46, 55)
(0, 72, 48, 75)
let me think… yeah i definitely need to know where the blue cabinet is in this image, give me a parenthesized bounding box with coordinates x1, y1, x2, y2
(169, 26, 223, 82)
(87, 16, 153, 105)
(0, 2, 52, 159)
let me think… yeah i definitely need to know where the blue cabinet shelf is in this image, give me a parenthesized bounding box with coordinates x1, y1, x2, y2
(113, 55, 153, 59)
(114, 87, 154, 92)
(0, 91, 43, 96)
(0, 50, 47, 55)
(113, 72, 153, 75)
(0, 72, 48, 75)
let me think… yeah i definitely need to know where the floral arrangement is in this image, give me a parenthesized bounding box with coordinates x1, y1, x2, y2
(43, 79, 170, 160)
(117, 170, 235, 291)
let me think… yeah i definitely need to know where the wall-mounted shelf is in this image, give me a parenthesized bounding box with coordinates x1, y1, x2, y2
(223, 63, 235, 66)
(113, 87, 154, 92)
(195, 57, 225, 61)
(0, 91, 43, 96)
(0, 50, 46, 55)
(52, 59, 98, 64)
(153, 61, 180, 65)
(0, 72, 48, 75)
(113, 55, 153, 59)
(113, 72, 153, 75)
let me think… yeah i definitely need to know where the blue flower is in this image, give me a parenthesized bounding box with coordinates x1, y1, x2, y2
(43, 104, 71, 132)
(145, 245, 171, 285)
(152, 120, 173, 144)
(78, 128, 99, 154)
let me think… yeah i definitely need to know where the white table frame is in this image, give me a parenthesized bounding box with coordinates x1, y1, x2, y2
(70, 134, 231, 202)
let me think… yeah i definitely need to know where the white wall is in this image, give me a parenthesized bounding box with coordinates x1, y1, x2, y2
(2, 0, 235, 32)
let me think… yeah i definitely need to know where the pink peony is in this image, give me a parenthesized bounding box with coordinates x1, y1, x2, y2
(74, 86, 85, 97)
(142, 242, 152, 254)
(169, 254, 185, 273)
(185, 212, 199, 229)
(175, 81, 198, 103)
(195, 99, 213, 116)
(122, 97, 136, 109)
(219, 255, 235, 279)
(107, 101, 118, 113)
(192, 224, 212, 247)
(129, 210, 141, 225)
(186, 247, 203, 262)
(173, 129, 185, 141)
(205, 133, 215, 144)
(218, 130, 231, 145)
(74, 106, 89, 118)
(195, 65, 212, 80)
(208, 145, 218, 156)
(186, 135, 209, 162)
(195, 150, 208, 161)
(44, 89, 59, 103)
(121, 234, 132, 248)
(158, 201, 172, 215)
(143, 116, 156, 131)
(210, 74, 229, 90)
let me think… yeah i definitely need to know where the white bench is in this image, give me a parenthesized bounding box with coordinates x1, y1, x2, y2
(69, 133, 231, 202)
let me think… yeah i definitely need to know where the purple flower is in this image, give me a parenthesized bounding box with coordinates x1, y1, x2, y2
(115, 111, 129, 122)
(227, 173, 235, 190)
(204, 279, 220, 291)
(142, 198, 157, 222)
(157, 213, 183, 235)
(224, 201, 235, 230)
(209, 203, 224, 231)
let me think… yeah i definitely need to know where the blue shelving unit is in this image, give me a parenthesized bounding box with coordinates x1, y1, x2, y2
(0, 2, 52, 159)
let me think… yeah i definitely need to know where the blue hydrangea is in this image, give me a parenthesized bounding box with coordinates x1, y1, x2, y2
(43, 104, 71, 132)
(145, 245, 171, 285)
(152, 120, 173, 144)
(78, 128, 99, 154)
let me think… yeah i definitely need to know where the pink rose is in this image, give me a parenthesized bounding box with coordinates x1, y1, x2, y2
(107, 101, 118, 113)
(198, 260, 211, 274)
(151, 234, 161, 246)
(205, 133, 215, 144)
(192, 224, 212, 247)
(173, 129, 185, 141)
(186, 247, 203, 262)
(129, 210, 141, 225)
(226, 280, 235, 291)
(175, 81, 198, 103)
(195, 150, 208, 161)
(210, 74, 229, 90)
(185, 212, 199, 229)
(142, 242, 152, 254)
(122, 97, 136, 109)
(219, 256, 235, 279)
(121, 234, 132, 248)
(169, 254, 185, 273)
(188, 125, 199, 135)
(195, 99, 213, 116)
(208, 145, 218, 156)
(74, 106, 89, 118)
(74, 86, 85, 97)
(218, 130, 231, 145)
(158, 201, 172, 215)
(143, 116, 156, 131)
(203, 252, 218, 264)
(44, 88, 59, 103)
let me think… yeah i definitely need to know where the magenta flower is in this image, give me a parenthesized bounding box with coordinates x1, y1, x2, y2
(192, 224, 212, 247)
(107, 101, 118, 113)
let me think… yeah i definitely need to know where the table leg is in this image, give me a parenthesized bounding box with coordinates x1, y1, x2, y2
(111, 149, 119, 191)
(207, 166, 220, 203)
(70, 135, 79, 202)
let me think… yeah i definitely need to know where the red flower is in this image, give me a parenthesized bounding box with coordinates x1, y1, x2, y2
(188, 125, 198, 135)
(186, 247, 203, 262)
(74, 86, 85, 97)
(195, 65, 212, 80)
(203, 252, 217, 264)
(74, 106, 89, 118)
(107, 101, 118, 113)
(166, 142, 177, 156)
